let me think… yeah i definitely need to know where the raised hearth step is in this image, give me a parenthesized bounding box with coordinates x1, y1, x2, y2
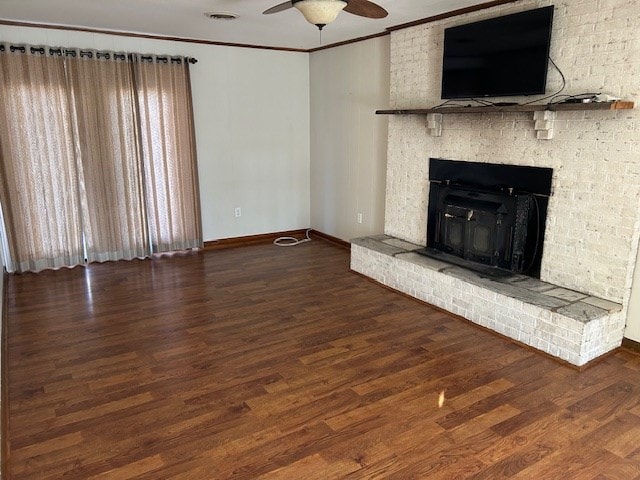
(351, 235, 624, 366)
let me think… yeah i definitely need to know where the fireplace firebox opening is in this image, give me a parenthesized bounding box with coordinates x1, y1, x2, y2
(418, 158, 553, 278)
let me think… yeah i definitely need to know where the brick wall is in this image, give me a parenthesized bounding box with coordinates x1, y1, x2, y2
(384, 0, 640, 304)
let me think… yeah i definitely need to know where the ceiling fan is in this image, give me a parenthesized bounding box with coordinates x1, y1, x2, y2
(263, 0, 388, 30)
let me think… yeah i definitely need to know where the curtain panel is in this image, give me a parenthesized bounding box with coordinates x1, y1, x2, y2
(0, 46, 85, 272)
(0, 43, 203, 273)
(133, 55, 202, 253)
(66, 52, 150, 263)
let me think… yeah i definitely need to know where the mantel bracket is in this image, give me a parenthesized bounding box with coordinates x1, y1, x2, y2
(533, 110, 556, 140)
(427, 113, 443, 137)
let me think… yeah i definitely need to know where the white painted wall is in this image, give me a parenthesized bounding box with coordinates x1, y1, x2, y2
(0, 25, 311, 241)
(627, 252, 640, 342)
(309, 37, 390, 242)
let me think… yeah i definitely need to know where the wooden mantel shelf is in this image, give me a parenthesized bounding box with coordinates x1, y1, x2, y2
(376, 100, 634, 140)
(375, 100, 634, 115)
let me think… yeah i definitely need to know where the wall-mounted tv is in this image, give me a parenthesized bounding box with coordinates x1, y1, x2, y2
(441, 6, 554, 99)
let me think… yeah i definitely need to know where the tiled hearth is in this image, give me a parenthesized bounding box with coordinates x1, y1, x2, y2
(351, 235, 624, 366)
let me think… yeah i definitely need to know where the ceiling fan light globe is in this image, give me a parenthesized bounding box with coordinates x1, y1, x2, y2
(293, 0, 347, 27)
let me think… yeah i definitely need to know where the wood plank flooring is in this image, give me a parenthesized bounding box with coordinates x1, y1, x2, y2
(5, 239, 640, 479)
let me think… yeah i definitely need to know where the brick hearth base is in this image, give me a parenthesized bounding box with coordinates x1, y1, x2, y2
(351, 235, 624, 366)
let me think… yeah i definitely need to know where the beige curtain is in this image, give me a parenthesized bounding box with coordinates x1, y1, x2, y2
(0, 45, 85, 272)
(134, 56, 202, 253)
(65, 52, 149, 262)
(0, 44, 202, 273)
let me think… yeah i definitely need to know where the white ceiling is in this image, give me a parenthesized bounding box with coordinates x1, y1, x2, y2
(0, 0, 493, 51)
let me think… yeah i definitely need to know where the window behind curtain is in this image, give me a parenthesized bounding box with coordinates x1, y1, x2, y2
(0, 45, 203, 273)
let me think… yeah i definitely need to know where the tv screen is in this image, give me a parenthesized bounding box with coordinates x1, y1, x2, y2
(441, 6, 554, 99)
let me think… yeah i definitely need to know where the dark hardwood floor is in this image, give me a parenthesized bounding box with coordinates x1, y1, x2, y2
(5, 239, 640, 479)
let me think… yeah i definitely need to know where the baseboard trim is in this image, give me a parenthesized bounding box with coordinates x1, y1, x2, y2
(203, 229, 308, 250)
(622, 337, 640, 355)
(202, 229, 352, 251)
(2, 268, 9, 480)
(309, 230, 351, 250)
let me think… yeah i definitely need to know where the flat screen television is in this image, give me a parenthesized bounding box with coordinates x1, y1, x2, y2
(441, 6, 554, 99)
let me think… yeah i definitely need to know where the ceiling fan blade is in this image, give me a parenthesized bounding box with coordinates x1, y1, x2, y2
(344, 0, 388, 19)
(263, 1, 293, 15)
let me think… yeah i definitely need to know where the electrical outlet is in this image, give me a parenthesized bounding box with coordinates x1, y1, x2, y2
(234, 207, 241, 218)
(357, 212, 363, 224)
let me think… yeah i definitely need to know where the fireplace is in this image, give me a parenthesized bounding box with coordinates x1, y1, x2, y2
(418, 159, 553, 278)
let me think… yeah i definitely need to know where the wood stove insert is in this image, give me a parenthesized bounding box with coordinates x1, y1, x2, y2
(418, 158, 553, 278)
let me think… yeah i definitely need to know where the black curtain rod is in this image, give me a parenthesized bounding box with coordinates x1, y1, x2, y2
(0, 43, 197, 64)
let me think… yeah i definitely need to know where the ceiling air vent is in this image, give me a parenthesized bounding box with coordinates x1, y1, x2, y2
(204, 11, 239, 20)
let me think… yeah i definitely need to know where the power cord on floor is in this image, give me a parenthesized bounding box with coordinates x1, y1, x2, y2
(273, 229, 312, 247)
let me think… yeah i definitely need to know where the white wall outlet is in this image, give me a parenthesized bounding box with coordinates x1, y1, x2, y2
(357, 212, 363, 224)
(234, 207, 242, 218)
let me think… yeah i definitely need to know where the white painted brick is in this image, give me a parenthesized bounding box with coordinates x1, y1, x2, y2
(368, 0, 640, 364)
(386, 0, 640, 303)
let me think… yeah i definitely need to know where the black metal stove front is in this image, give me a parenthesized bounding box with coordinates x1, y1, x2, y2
(434, 184, 532, 272)
(420, 159, 553, 278)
